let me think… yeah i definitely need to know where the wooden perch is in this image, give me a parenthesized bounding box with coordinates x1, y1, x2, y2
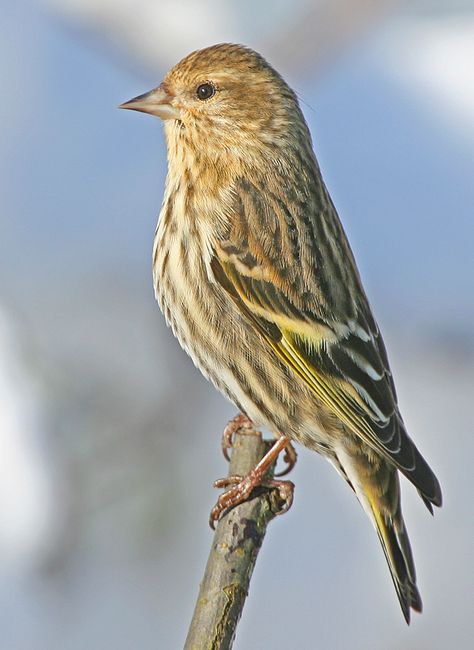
(184, 428, 289, 650)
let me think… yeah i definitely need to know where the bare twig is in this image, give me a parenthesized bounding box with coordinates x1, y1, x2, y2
(184, 428, 287, 650)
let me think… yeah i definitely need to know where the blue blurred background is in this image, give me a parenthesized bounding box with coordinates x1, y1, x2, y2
(1, 1, 473, 648)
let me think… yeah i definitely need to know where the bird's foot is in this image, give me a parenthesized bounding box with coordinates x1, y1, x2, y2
(275, 439, 298, 477)
(221, 414, 257, 462)
(209, 474, 294, 529)
(221, 414, 297, 477)
(210, 435, 295, 529)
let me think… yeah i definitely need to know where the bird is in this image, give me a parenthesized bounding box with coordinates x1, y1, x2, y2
(120, 43, 442, 623)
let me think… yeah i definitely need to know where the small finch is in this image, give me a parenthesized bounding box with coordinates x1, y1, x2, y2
(120, 43, 442, 623)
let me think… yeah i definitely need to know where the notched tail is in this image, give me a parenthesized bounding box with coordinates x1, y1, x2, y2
(370, 499, 422, 624)
(336, 447, 425, 623)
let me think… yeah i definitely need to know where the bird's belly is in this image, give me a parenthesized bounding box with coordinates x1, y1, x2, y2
(157, 276, 268, 424)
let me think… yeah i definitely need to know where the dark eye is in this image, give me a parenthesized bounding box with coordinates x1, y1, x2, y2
(196, 82, 216, 101)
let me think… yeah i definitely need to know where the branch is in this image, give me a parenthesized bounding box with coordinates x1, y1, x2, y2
(184, 428, 285, 650)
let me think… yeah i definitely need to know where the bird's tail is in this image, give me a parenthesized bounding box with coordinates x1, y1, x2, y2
(370, 492, 422, 623)
(335, 448, 422, 623)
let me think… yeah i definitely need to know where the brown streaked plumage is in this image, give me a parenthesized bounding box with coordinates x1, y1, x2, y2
(120, 43, 442, 623)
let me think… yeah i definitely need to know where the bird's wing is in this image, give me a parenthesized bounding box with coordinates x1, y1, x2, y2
(210, 177, 441, 507)
(211, 247, 403, 460)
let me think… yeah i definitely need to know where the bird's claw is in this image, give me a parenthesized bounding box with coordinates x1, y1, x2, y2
(221, 416, 297, 479)
(209, 473, 295, 529)
(264, 478, 295, 514)
(275, 440, 298, 477)
(221, 414, 256, 462)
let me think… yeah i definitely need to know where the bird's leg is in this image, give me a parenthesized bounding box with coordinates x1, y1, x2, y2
(210, 436, 295, 529)
(221, 415, 298, 477)
(221, 413, 257, 462)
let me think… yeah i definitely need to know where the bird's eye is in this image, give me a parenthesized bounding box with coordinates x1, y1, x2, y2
(196, 82, 216, 101)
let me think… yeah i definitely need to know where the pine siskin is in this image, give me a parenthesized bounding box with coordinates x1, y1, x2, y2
(120, 43, 442, 623)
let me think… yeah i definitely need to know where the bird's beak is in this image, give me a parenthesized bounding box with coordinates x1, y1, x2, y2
(119, 84, 180, 120)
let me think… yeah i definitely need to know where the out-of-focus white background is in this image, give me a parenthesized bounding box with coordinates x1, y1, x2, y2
(1, 1, 473, 648)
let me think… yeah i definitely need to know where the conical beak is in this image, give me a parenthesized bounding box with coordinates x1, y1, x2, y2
(119, 84, 180, 120)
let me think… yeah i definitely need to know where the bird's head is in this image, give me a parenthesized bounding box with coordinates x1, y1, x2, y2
(120, 44, 310, 167)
